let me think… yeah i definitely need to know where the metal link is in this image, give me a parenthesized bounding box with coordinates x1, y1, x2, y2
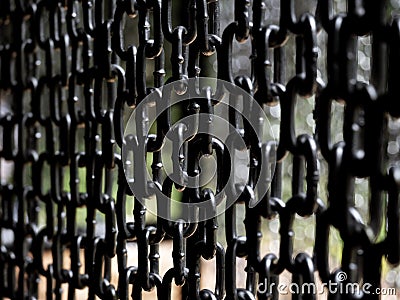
(1, 0, 400, 299)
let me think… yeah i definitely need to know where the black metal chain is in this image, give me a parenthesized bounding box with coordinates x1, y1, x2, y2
(0, 0, 399, 299)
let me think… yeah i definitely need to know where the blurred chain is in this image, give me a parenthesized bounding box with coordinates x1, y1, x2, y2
(0, 0, 399, 299)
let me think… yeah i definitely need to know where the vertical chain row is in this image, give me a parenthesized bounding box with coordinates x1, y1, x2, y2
(314, 2, 400, 299)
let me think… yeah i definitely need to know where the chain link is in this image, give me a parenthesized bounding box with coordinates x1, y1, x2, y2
(1, 0, 399, 299)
